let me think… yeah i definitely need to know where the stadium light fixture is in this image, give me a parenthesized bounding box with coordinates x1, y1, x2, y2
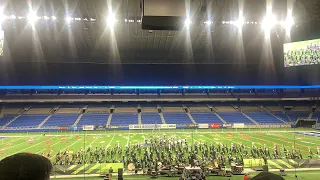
(27, 11, 39, 24)
(235, 16, 245, 28)
(106, 12, 116, 28)
(282, 16, 294, 31)
(10, 15, 16, 20)
(51, 16, 57, 20)
(43, 16, 49, 20)
(184, 18, 191, 29)
(66, 16, 73, 24)
(261, 14, 277, 31)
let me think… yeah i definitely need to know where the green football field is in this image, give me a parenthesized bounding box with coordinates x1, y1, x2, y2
(0, 128, 319, 161)
(53, 170, 320, 180)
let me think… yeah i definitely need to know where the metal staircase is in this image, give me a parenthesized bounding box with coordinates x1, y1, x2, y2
(214, 112, 227, 124)
(159, 112, 166, 124)
(241, 112, 259, 125)
(37, 114, 53, 128)
(106, 113, 113, 126)
(2, 115, 21, 129)
(187, 112, 197, 124)
(138, 113, 142, 124)
(73, 114, 84, 126)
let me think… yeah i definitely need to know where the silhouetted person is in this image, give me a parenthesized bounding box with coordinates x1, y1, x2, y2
(251, 172, 285, 180)
(0, 153, 52, 180)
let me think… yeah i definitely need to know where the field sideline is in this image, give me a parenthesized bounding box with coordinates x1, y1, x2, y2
(0, 128, 319, 161)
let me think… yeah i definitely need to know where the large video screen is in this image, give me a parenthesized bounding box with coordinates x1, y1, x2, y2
(0, 30, 3, 56)
(284, 38, 320, 67)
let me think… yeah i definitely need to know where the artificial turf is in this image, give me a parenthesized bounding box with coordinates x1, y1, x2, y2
(0, 128, 319, 161)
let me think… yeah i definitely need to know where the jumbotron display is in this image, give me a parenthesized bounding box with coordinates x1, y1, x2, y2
(0, 30, 3, 56)
(284, 38, 320, 67)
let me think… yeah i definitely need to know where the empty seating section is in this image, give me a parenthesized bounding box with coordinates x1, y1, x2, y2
(116, 108, 137, 113)
(214, 106, 236, 112)
(8, 115, 48, 128)
(163, 107, 184, 112)
(266, 106, 283, 112)
(292, 106, 311, 111)
(87, 107, 109, 113)
(312, 112, 320, 119)
(2, 108, 22, 114)
(191, 113, 222, 124)
(110, 113, 138, 125)
(218, 112, 253, 124)
(27, 108, 51, 114)
(56, 108, 80, 114)
(274, 112, 290, 122)
(141, 113, 162, 124)
(142, 108, 158, 113)
(189, 107, 210, 112)
(286, 111, 311, 121)
(0, 115, 15, 126)
(246, 112, 282, 124)
(43, 114, 79, 127)
(240, 106, 260, 112)
(163, 113, 192, 124)
(77, 113, 109, 126)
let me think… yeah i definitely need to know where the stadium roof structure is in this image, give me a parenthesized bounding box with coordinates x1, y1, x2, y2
(1, 0, 319, 64)
(0, 85, 320, 90)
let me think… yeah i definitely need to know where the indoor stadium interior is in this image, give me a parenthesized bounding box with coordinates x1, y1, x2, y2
(0, 0, 320, 180)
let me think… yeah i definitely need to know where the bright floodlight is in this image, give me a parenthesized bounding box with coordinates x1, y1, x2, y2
(51, 16, 57, 20)
(27, 11, 38, 23)
(184, 18, 191, 28)
(235, 17, 245, 28)
(262, 14, 277, 31)
(282, 16, 294, 31)
(106, 13, 116, 28)
(66, 16, 73, 23)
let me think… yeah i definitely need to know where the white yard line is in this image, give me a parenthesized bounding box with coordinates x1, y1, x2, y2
(106, 134, 116, 149)
(8, 136, 59, 156)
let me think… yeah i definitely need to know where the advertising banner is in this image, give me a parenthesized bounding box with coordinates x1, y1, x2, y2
(57, 126, 69, 131)
(186, 124, 197, 129)
(129, 124, 158, 130)
(95, 125, 106, 131)
(82, 125, 95, 131)
(222, 124, 232, 128)
(198, 124, 209, 129)
(108, 125, 120, 129)
(160, 124, 176, 129)
(232, 123, 245, 128)
(210, 124, 220, 129)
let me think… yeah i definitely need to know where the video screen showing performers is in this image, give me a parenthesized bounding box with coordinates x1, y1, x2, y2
(0, 30, 3, 56)
(284, 38, 320, 67)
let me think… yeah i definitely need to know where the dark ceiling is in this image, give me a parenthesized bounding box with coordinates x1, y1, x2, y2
(1, 0, 319, 64)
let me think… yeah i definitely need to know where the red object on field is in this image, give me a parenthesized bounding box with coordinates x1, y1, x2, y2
(210, 124, 220, 129)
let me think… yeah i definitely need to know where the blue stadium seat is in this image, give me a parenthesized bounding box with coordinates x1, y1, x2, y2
(8, 115, 48, 128)
(312, 112, 320, 119)
(286, 111, 310, 122)
(163, 113, 192, 124)
(218, 112, 253, 124)
(77, 113, 109, 126)
(191, 113, 222, 124)
(141, 112, 162, 124)
(246, 112, 283, 124)
(274, 112, 290, 122)
(110, 113, 138, 125)
(0, 115, 16, 126)
(42, 114, 79, 127)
